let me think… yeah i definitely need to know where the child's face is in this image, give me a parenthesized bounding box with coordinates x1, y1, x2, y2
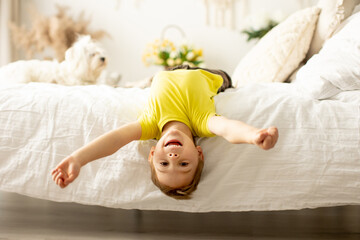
(148, 129, 203, 189)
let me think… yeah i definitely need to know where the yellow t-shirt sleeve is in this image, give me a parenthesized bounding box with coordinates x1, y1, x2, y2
(191, 108, 217, 138)
(138, 110, 159, 140)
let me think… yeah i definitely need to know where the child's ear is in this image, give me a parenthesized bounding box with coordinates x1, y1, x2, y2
(148, 146, 155, 163)
(196, 146, 204, 162)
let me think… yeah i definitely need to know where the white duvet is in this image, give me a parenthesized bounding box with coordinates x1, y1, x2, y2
(0, 82, 359, 212)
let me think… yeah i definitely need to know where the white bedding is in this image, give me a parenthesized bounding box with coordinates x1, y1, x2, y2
(0, 82, 359, 212)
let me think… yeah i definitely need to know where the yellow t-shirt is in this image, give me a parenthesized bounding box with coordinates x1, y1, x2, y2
(138, 69, 223, 140)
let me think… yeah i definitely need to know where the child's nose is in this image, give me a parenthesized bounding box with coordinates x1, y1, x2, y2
(168, 153, 179, 158)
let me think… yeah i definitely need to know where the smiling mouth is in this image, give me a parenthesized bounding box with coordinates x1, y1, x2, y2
(165, 140, 182, 147)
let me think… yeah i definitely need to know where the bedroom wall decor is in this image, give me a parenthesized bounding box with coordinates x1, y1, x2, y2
(202, 0, 314, 30)
(203, 0, 237, 29)
(9, 4, 107, 61)
(0, 0, 20, 67)
(114, 0, 145, 9)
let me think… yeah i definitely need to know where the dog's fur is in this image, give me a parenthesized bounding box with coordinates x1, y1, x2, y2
(0, 35, 107, 85)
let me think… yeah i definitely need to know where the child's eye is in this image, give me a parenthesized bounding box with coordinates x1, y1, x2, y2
(180, 162, 188, 167)
(160, 162, 168, 166)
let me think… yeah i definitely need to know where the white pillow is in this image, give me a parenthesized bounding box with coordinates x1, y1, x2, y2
(232, 7, 320, 88)
(293, 56, 342, 99)
(306, 0, 360, 60)
(294, 11, 360, 100)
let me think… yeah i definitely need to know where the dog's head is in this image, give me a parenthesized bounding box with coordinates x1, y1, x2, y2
(64, 35, 107, 84)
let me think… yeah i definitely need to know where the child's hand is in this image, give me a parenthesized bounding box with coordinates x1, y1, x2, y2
(253, 127, 278, 150)
(51, 155, 81, 188)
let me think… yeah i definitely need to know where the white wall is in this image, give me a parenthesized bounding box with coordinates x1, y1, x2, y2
(19, 0, 316, 83)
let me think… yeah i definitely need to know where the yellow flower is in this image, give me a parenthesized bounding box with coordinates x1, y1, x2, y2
(175, 58, 182, 65)
(170, 51, 178, 59)
(167, 58, 175, 66)
(186, 51, 195, 61)
(195, 49, 203, 57)
(155, 57, 164, 65)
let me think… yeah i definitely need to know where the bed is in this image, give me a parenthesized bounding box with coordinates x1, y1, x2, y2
(0, 1, 360, 213)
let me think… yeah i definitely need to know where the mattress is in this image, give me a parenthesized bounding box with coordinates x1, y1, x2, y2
(0, 82, 359, 212)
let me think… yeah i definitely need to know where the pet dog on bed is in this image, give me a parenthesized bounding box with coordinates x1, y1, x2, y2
(0, 35, 107, 85)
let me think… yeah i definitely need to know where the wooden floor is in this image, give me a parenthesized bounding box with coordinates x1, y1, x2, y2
(0, 191, 360, 239)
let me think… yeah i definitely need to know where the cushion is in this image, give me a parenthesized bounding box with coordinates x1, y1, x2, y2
(306, 0, 360, 60)
(294, 11, 360, 100)
(231, 7, 320, 88)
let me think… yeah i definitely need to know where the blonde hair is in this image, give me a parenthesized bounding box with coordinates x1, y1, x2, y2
(149, 156, 204, 200)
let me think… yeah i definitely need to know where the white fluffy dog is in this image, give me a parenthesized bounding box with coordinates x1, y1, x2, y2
(0, 35, 107, 85)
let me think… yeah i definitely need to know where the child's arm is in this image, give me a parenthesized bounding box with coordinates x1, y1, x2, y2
(208, 115, 278, 150)
(51, 121, 142, 188)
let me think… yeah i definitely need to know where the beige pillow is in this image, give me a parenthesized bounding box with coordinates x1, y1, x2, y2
(306, 0, 360, 60)
(232, 7, 320, 88)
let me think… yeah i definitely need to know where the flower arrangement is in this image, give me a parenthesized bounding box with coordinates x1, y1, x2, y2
(241, 10, 286, 42)
(142, 39, 205, 68)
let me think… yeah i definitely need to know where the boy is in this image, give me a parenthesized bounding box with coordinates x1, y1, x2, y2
(51, 66, 278, 199)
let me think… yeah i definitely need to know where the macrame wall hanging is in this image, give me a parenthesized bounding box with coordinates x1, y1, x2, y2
(298, 0, 314, 9)
(203, 0, 315, 30)
(203, 0, 239, 30)
(114, 0, 144, 9)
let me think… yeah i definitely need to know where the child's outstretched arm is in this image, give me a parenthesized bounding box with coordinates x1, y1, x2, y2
(208, 115, 278, 150)
(51, 121, 142, 188)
